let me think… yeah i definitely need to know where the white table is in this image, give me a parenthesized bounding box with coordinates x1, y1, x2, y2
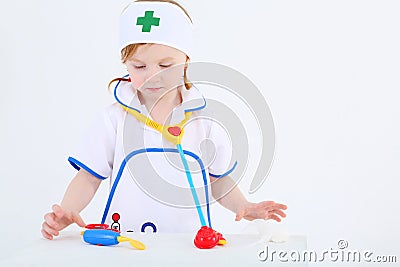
(0, 231, 308, 267)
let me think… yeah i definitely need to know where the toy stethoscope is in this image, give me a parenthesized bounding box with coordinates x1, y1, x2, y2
(82, 76, 226, 249)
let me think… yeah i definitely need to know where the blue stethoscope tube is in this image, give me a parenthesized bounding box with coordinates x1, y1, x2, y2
(113, 74, 142, 113)
(177, 144, 207, 226)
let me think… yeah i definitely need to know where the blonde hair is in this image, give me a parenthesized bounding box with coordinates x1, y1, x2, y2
(109, 0, 193, 90)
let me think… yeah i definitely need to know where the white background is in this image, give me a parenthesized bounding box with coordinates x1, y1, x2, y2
(1, 0, 399, 263)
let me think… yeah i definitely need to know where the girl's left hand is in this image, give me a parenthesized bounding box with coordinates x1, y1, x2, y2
(235, 201, 287, 222)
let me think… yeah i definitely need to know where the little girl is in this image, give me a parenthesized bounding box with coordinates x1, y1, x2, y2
(41, 0, 287, 239)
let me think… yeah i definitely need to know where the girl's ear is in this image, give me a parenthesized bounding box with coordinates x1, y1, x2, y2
(185, 57, 190, 70)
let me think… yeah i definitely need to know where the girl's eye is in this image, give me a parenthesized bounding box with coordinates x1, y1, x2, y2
(133, 65, 146, 69)
(160, 64, 172, 68)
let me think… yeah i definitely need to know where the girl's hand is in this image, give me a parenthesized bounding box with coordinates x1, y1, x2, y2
(235, 201, 287, 222)
(41, 204, 86, 240)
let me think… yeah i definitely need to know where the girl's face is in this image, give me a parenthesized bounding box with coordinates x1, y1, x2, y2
(125, 44, 188, 101)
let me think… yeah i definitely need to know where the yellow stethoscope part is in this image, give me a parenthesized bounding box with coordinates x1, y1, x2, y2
(117, 236, 146, 250)
(121, 105, 191, 145)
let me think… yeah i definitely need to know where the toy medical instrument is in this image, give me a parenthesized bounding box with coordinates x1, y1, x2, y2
(85, 224, 113, 230)
(99, 78, 228, 249)
(81, 229, 146, 250)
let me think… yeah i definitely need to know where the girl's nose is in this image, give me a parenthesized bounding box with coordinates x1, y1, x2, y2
(145, 66, 162, 81)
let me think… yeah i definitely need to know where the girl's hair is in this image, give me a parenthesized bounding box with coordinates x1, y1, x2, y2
(108, 0, 193, 91)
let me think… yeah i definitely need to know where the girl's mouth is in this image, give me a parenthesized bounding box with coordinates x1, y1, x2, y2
(146, 87, 162, 91)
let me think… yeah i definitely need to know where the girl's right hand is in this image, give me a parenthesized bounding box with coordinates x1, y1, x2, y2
(41, 204, 86, 240)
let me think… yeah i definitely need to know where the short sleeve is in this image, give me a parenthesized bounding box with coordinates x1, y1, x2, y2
(68, 107, 117, 180)
(207, 121, 237, 178)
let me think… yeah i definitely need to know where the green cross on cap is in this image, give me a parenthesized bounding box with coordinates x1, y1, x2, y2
(136, 11, 160, 32)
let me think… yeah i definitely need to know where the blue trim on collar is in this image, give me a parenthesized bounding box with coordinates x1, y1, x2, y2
(209, 161, 238, 178)
(183, 85, 207, 113)
(68, 157, 108, 180)
(184, 95, 207, 113)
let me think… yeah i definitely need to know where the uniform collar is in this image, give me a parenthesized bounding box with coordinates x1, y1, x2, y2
(114, 81, 206, 124)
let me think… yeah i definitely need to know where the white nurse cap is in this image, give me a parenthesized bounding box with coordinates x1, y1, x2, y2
(119, 1, 193, 58)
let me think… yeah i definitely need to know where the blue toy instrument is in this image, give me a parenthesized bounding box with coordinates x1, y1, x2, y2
(81, 229, 145, 250)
